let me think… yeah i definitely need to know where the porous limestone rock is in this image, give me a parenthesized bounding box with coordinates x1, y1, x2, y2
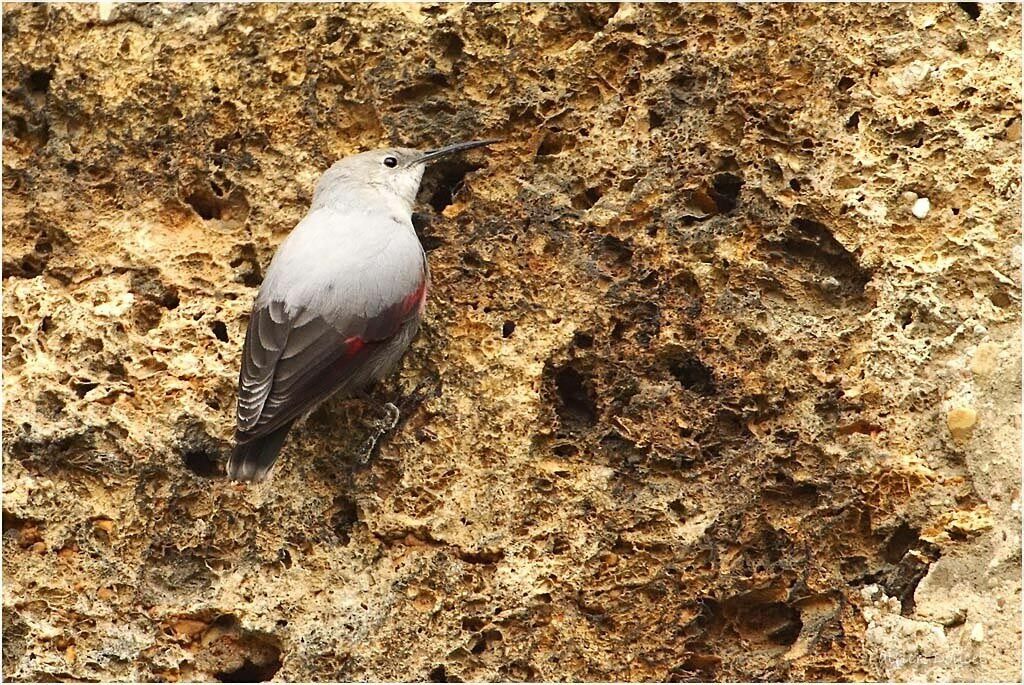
(3, 3, 1020, 681)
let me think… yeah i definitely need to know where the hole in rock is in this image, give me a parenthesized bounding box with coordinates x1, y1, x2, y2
(648, 108, 666, 129)
(185, 186, 223, 220)
(883, 522, 920, 563)
(440, 32, 464, 59)
(411, 211, 433, 233)
(639, 270, 660, 288)
(426, 159, 483, 213)
(211, 320, 229, 342)
(619, 175, 640, 193)
(183, 450, 220, 478)
(230, 242, 262, 277)
(458, 548, 505, 565)
(428, 665, 461, 682)
(393, 73, 448, 103)
(989, 290, 1011, 309)
(781, 218, 871, 299)
(553, 442, 578, 457)
(325, 16, 347, 44)
(668, 353, 716, 395)
(537, 131, 573, 157)
(202, 615, 282, 682)
(763, 604, 803, 645)
(11, 254, 44, 278)
(837, 76, 855, 91)
(553, 365, 598, 427)
(332, 496, 358, 544)
(572, 186, 604, 210)
(725, 598, 804, 646)
(73, 380, 99, 398)
(501, 320, 516, 338)
(709, 172, 743, 213)
(461, 617, 486, 632)
(176, 417, 225, 478)
(186, 183, 250, 225)
(26, 68, 53, 94)
(600, 235, 633, 268)
(957, 2, 980, 19)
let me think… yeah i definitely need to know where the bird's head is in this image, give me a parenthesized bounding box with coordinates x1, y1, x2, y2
(314, 140, 499, 215)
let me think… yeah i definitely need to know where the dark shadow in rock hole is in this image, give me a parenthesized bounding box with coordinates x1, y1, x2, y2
(709, 172, 743, 213)
(668, 352, 716, 396)
(424, 158, 484, 213)
(552, 365, 598, 428)
(776, 218, 871, 300)
(182, 449, 221, 478)
(26, 68, 53, 94)
(211, 320, 229, 342)
(332, 495, 358, 545)
(957, 2, 980, 20)
(175, 416, 226, 478)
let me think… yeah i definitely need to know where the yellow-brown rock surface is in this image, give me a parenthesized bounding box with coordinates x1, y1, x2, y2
(3, 3, 1021, 681)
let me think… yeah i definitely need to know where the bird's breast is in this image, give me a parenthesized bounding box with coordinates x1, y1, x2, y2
(257, 208, 425, 322)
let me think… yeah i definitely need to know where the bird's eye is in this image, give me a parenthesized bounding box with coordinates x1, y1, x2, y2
(383, 156, 398, 168)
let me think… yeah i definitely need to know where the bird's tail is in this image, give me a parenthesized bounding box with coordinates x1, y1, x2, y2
(227, 421, 294, 482)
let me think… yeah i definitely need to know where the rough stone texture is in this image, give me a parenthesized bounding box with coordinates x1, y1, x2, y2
(2, 2, 1021, 682)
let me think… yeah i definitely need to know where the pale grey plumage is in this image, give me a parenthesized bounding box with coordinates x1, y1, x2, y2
(229, 141, 496, 482)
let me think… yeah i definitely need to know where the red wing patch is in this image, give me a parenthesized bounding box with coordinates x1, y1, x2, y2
(401, 279, 428, 316)
(238, 276, 427, 441)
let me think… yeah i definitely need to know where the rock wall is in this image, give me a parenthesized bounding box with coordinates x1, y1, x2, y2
(3, 3, 1020, 681)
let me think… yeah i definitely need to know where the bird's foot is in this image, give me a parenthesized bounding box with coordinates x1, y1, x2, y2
(356, 402, 400, 466)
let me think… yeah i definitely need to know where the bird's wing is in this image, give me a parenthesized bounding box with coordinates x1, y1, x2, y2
(235, 208, 427, 443)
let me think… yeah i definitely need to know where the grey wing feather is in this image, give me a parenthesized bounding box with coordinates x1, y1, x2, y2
(236, 305, 289, 432)
(235, 291, 423, 443)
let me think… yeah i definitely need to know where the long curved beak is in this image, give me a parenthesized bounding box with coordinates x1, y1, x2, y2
(417, 139, 501, 165)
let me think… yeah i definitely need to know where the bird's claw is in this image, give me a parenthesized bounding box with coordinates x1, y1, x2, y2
(381, 401, 400, 431)
(356, 435, 377, 465)
(356, 402, 401, 465)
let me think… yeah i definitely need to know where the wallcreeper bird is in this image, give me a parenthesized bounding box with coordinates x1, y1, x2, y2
(229, 140, 497, 482)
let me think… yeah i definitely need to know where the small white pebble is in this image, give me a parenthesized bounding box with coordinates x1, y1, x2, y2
(970, 623, 985, 642)
(98, 2, 114, 22)
(912, 197, 931, 219)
